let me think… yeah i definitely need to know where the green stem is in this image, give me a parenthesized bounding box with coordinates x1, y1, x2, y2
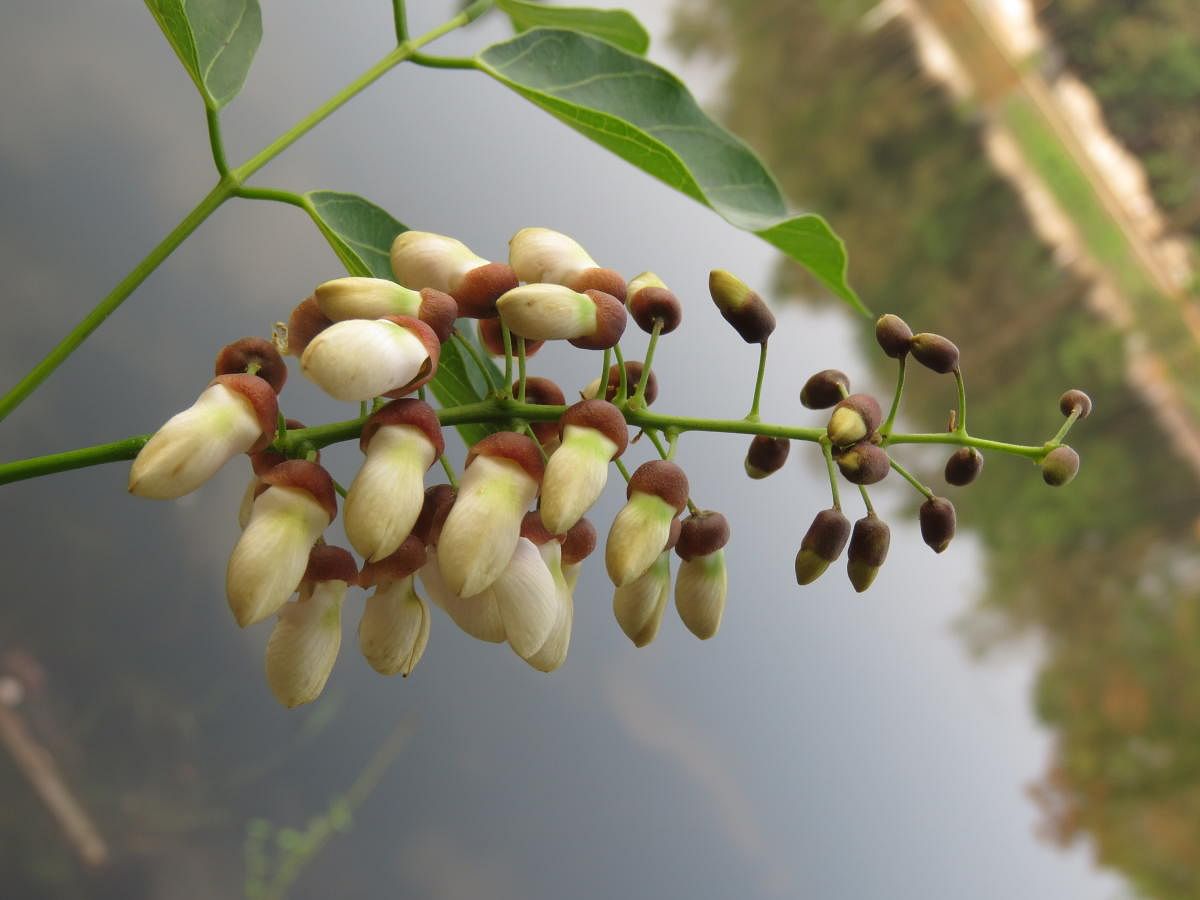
(409, 52, 478, 70)
(747, 341, 768, 420)
(880, 355, 906, 438)
(500, 324, 514, 395)
(392, 0, 408, 43)
(858, 484, 875, 516)
(233, 185, 307, 208)
(206, 107, 230, 177)
(451, 331, 498, 393)
(613, 458, 632, 483)
(953, 367, 967, 435)
(438, 454, 458, 488)
(1048, 408, 1081, 447)
(613, 344, 628, 403)
(632, 321, 662, 408)
(819, 439, 842, 511)
(599, 347, 612, 390)
(517, 337, 527, 403)
(889, 458, 934, 500)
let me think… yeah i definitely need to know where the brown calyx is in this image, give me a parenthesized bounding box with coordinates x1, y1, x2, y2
(520, 376, 566, 446)
(454, 262, 518, 319)
(569, 290, 627, 350)
(211, 373, 280, 453)
(522, 510, 562, 546)
(359, 536, 428, 586)
(286, 296, 332, 356)
(665, 516, 682, 552)
(720, 294, 776, 344)
(561, 518, 597, 565)
(560, 399, 628, 458)
(835, 441, 890, 485)
(466, 431, 545, 486)
(359, 398, 444, 460)
(258, 460, 338, 522)
(626, 460, 689, 513)
(480, 317, 544, 357)
(303, 544, 359, 585)
(801, 508, 851, 562)
(833, 394, 883, 436)
(597, 362, 658, 406)
(629, 286, 682, 335)
(417, 288, 458, 343)
(380, 315, 441, 398)
(675, 511, 730, 561)
(569, 267, 627, 303)
(412, 484, 456, 547)
(215, 337, 288, 394)
(745, 435, 790, 476)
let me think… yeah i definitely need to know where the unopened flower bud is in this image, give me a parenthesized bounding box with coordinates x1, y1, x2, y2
(744, 435, 790, 479)
(129, 375, 278, 499)
(826, 394, 882, 448)
(943, 447, 984, 486)
(390, 230, 517, 318)
(509, 227, 626, 300)
(910, 333, 960, 374)
(1041, 445, 1080, 487)
(478, 317, 544, 358)
(300, 315, 439, 402)
(795, 508, 850, 585)
(314, 276, 458, 343)
(918, 496, 956, 553)
(835, 441, 890, 485)
(540, 400, 628, 534)
(420, 550, 507, 644)
(874, 314, 914, 359)
(286, 296, 332, 356)
(496, 284, 627, 350)
(522, 538, 574, 672)
(606, 460, 689, 586)
(491, 536, 560, 659)
(627, 272, 682, 335)
(1059, 389, 1092, 419)
(438, 432, 544, 597)
(344, 400, 444, 562)
(674, 512, 730, 640)
(358, 538, 431, 677)
(264, 545, 357, 708)
(582, 361, 658, 406)
(846, 514, 890, 592)
(520, 377, 566, 449)
(800, 369, 850, 410)
(613, 551, 671, 647)
(215, 337, 288, 394)
(708, 269, 776, 343)
(561, 517, 597, 567)
(227, 461, 337, 627)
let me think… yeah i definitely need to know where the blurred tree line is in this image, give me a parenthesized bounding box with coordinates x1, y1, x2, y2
(673, 1, 1200, 896)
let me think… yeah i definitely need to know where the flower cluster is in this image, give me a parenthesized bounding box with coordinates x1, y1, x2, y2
(126, 226, 1089, 708)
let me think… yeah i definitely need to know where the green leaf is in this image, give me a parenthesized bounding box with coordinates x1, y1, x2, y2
(301, 191, 500, 445)
(497, 0, 649, 55)
(144, 0, 262, 110)
(475, 29, 867, 316)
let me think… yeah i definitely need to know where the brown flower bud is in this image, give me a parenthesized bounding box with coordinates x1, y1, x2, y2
(675, 511, 730, 561)
(585, 362, 658, 406)
(1059, 389, 1092, 419)
(215, 337, 288, 394)
(416, 288, 459, 343)
(919, 496, 956, 553)
(478, 317, 544, 358)
(795, 508, 851, 585)
(1041, 445, 1080, 487)
(744, 435, 790, 479)
(708, 269, 776, 343)
(358, 536, 427, 587)
(286, 296, 333, 356)
(875, 314, 914, 359)
(800, 369, 849, 410)
(521, 376, 566, 447)
(835, 441, 890, 485)
(454, 262, 520, 319)
(943, 447, 984, 486)
(827, 394, 882, 448)
(561, 517, 597, 565)
(847, 514, 890, 592)
(569, 290, 628, 350)
(627, 272, 683, 335)
(412, 484, 457, 547)
(910, 333, 960, 374)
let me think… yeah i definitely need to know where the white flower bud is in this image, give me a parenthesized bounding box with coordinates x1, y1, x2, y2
(300, 318, 434, 402)
(227, 486, 331, 627)
(419, 549, 506, 643)
(496, 284, 597, 341)
(522, 541, 574, 672)
(540, 427, 621, 535)
(391, 231, 489, 293)
(605, 492, 677, 587)
(508, 227, 599, 286)
(491, 537, 559, 659)
(128, 382, 268, 499)
(314, 276, 422, 321)
(265, 578, 346, 708)
(237, 476, 257, 530)
(358, 575, 430, 676)
(613, 551, 671, 647)
(345, 425, 437, 562)
(674, 549, 727, 640)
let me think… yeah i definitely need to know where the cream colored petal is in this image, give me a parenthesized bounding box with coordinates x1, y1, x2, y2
(675, 549, 728, 640)
(419, 551, 506, 643)
(539, 425, 616, 534)
(437, 455, 539, 597)
(496, 284, 596, 341)
(563, 562, 583, 594)
(493, 538, 558, 658)
(129, 383, 262, 499)
(226, 486, 330, 627)
(237, 476, 258, 530)
(613, 551, 671, 647)
(300, 318, 429, 402)
(315, 276, 421, 321)
(523, 543, 573, 672)
(344, 425, 435, 561)
(605, 491, 676, 587)
(358, 576, 430, 676)
(390, 231, 487, 293)
(508, 227, 597, 285)
(265, 579, 346, 708)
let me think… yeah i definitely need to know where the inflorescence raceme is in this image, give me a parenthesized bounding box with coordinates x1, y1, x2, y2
(117, 226, 1091, 707)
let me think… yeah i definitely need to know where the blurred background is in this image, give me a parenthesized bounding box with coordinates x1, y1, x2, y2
(1, 1, 1198, 897)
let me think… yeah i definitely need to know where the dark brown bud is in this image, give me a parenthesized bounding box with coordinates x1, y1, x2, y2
(847, 514, 890, 592)
(628, 285, 682, 335)
(627, 460, 689, 513)
(303, 544, 359, 585)
(594, 362, 657, 406)
(412, 484, 456, 547)
(215, 337, 288, 394)
(286, 296, 332, 356)
(795, 508, 851, 585)
(708, 269, 776, 343)
(675, 511, 730, 561)
(560, 399, 629, 458)
(568, 290, 628, 350)
(358, 536, 427, 586)
(744, 435, 790, 479)
(416, 288, 459, 343)
(1059, 389, 1092, 419)
(521, 376, 566, 447)
(479, 317, 544, 358)
(1041, 445, 1080, 487)
(454, 262, 518, 319)
(835, 441, 890, 485)
(570, 267, 627, 303)
(910, 333, 960, 374)
(875, 314, 914, 359)
(827, 394, 882, 447)
(800, 369, 850, 410)
(943, 447, 984, 486)
(359, 398, 444, 460)
(521, 510, 561, 545)
(919, 496, 956, 553)
(561, 517, 598, 565)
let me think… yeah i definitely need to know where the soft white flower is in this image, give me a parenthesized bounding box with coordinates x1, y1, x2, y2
(265, 578, 346, 708)
(300, 318, 433, 402)
(419, 549, 506, 643)
(491, 537, 558, 658)
(345, 425, 437, 562)
(605, 491, 677, 587)
(613, 551, 671, 647)
(539, 402, 626, 534)
(391, 231, 489, 293)
(314, 276, 422, 321)
(496, 283, 597, 341)
(675, 549, 727, 640)
(508, 227, 598, 286)
(358, 575, 430, 676)
(522, 541, 573, 672)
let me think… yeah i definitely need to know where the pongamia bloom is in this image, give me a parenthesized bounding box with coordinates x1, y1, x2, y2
(605, 461, 689, 587)
(539, 400, 627, 535)
(358, 576, 430, 677)
(613, 550, 671, 647)
(675, 549, 727, 640)
(495, 283, 626, 349)
(419, 549, 507, 643)
(437, 433, 544, 597)
(128, 375, 277, 499)
(491, 537, 559, 659)
(508, 227, 626, 299)
(522, 540, 574, 673)
(390, 231, 516, 319)
(313, 276, 457, 342)
(227, 462, 336, 627)
(300, 316, 438, 402)
(344, 401, 443, 562)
